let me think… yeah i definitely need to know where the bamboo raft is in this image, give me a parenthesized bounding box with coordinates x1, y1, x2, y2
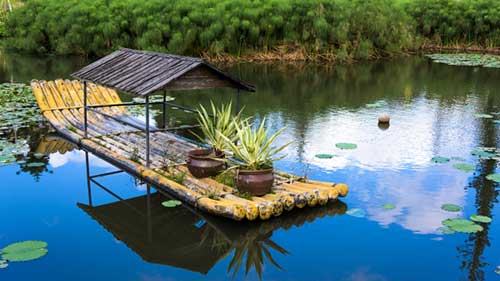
(31, 79, 348, 221)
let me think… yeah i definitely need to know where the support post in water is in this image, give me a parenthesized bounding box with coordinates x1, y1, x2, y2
(145, 95, 150, 167)
(162, 91, 167, 129)
(83, 80, 88, 138)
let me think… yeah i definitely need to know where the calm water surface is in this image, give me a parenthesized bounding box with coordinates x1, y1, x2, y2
(1, 52, 500, 281)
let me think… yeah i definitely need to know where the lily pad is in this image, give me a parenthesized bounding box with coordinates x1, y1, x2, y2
(431, 156, 450, 163)
(442, 218, 483, 233)
(452, 163, 475, 172)
(426, 54, 500, 68)
(471, 149, 496, 159)
(382, 204, 396, 210)
(26, 162, 45, 168)
(474, 114, 494, 119)
(437, 226, 456, 235)
(346, 208, 366, 218)
(495, 266, 500, 275)
(161, 200, 182, 208)
(486, 173, 500, 183)
(470, 215, 492, 223)
(1, 240, 48, 262)
(450, 157, 466, 162)
(336, 143, 357, 150)
(441, 204, 462, 212)
(33, 153, 45, 159)
(315, 154, 334, 159)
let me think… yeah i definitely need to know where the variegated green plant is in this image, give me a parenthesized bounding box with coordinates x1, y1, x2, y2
(193, 101, 243, 152)
(219, 118, 292, 171)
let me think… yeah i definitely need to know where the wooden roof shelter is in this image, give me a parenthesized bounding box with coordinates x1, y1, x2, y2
(71, 48, 255, 95)
(71, 48, 255, 167)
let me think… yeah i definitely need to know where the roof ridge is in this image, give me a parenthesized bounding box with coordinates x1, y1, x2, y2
(119, 48, 204, 63)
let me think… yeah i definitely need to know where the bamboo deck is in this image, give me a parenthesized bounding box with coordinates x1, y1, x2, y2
(31, 79, 348, 221)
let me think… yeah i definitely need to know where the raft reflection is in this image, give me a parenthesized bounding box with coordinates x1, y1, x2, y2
(77, 159, 347, 276)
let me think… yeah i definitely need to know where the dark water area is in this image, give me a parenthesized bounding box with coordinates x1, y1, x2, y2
(1, 51, 500, 281)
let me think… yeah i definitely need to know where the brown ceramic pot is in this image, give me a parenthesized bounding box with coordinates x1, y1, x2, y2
(186, 149, 224, 178)
(236, 168, 274, 196)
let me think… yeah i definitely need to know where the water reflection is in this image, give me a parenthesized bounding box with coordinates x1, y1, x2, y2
(78, 155, 347, 277)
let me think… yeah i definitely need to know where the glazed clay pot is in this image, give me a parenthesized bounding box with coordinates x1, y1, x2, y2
(236, 169, 274, 196)
(186, 149, 224, 178)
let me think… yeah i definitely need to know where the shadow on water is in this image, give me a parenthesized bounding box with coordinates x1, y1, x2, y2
(31, 135, 348, 278)
(77, 150, 347, 278)
(458, 92, 500, 281)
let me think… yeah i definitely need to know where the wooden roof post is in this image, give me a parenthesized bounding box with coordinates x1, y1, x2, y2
(162, 91, 167, 129)
(85, 151, 93, 207)
(145, 95, 151, 167)
(83, 80, 88, 138)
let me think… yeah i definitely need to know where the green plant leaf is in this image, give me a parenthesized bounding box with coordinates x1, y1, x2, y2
(470, 215, 492, 223)
(452, 163, 474, 172)
(162, 200, 182, 208)
(442, 218, 483, 233)
(437, 226, 455, 235)
(441, 204, 462, 212)
(315, 154, 334, 159)
(495, 266, 500, 275)
(346, 208, 365, 218)
(486, 173, 500, 182)
(1, 240, 48, 262)
(26, 162, 45, 168)
(382, 204, 395, 210)
(33, 153, 45, 159)
(336, 143, 357, 150)
(474, 113, 494, 119)
(431, 156, 450, 163)
(471, 149, 495, 159)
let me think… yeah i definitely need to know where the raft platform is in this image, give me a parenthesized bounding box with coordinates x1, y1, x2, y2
(32, 79, 347, 221)
(30, 49, 347, 221)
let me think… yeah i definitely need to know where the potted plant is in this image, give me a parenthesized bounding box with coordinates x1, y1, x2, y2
(219, 118, 291, 196)
(187, 101, 241, 178)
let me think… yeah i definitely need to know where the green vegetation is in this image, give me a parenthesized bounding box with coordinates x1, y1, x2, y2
(441, 203, 462, 212)
(427, 54, 500, 68)
(3, 0, 498, 59)
(219, 118, 291, 171)
(1, 240, 48, 262)
(431, 156, 450, 163)
(0, 83, 42, 131)
(335, 143, 357, 150)
(161, 200, 182, 207)
(165, 170, 187, 184)
(442, 218, 483, 233)
(194, 101, 242, 153)
(470, 215, 492, 223)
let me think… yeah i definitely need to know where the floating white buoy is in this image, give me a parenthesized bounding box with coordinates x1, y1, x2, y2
(378, 113, 390, 124)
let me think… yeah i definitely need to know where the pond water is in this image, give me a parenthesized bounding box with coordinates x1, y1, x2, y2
(1, 52, 500, 281)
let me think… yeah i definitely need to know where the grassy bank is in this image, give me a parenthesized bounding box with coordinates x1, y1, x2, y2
(1, 0, 499, 61)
